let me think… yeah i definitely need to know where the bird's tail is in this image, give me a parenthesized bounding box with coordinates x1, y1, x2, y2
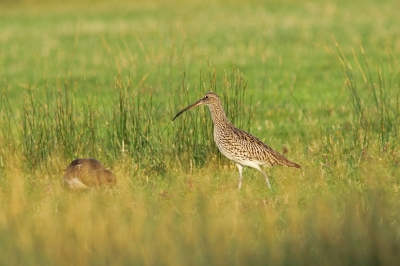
(273, 150, 301, 169)
(287, 161, 301, 169)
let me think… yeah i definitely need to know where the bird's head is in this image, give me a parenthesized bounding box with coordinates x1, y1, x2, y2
(172, 92, 220, 121)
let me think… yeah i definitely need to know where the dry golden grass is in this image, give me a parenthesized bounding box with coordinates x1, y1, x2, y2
(0, 145, 399, 265)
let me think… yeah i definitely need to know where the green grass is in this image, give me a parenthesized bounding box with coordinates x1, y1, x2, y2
(1, 0, 400, 265)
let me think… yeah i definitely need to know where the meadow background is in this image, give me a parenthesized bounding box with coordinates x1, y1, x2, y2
(0, 0, 399, 265)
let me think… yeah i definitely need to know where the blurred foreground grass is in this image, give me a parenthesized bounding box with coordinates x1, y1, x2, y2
(0, 148, 399, 265)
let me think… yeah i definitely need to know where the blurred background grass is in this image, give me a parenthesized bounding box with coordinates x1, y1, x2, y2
(0, 0, 399, 265)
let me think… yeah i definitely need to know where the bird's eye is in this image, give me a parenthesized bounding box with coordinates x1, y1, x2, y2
(205, 95, 209, 99)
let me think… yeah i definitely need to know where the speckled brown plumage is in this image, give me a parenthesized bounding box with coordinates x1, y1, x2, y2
(172, 92, 301, 189)
(63, 158, 117, 190)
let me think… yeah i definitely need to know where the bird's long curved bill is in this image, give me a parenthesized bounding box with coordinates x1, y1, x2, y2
(172, 99, 203, 121)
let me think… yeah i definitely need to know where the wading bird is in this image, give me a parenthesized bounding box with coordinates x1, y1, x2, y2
(172, 92, 301, 189)
(63, 158, 116, 190)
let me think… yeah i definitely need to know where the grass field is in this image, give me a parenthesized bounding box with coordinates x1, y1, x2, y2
(0, 0, 400, 265)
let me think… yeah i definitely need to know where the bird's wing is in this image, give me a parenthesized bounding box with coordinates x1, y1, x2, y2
(228, 128, 298, 167)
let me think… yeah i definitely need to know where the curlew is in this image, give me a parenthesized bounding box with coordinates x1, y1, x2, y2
(172, 92, 301, 190)
(63, 158, 117, 190)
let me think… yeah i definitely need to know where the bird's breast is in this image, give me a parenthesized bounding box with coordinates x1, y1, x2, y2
(64, 177, 89, 189)
(213, 128, 271, 166)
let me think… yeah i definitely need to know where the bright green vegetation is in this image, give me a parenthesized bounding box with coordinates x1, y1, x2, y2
(0, 0, 399, 265)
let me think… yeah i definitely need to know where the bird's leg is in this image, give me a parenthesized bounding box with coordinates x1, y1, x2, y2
(254, 166, 272, 189)
(235, 163, 244, 190)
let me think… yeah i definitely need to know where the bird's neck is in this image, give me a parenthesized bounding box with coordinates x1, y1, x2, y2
(208, 103, 232, 127)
